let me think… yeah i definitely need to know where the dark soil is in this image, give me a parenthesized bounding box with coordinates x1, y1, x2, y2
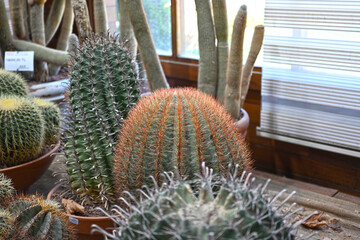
(50, 183, 114, 217)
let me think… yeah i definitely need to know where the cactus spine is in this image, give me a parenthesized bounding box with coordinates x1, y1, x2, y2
(32, 98, 61, 144)
(0, 69, 29, 97)
(94, 164, 310, 239)
(0, 174, 72, 240)
(0, 174, 14, 200)
(0, 95, 45, 167)
(63, 33, 140, 207)
(113, 88, 252, 198)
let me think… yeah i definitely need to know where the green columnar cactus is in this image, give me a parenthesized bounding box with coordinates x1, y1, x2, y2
(63, 33, 140, 207)
(94, 164, 311, 239)
(32, 98, 60, 144)
(0, 95, 45, 167)
(0, 69, 29, 97)
(113, 88, 252, 198)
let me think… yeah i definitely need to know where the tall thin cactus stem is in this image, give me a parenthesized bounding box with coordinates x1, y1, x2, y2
(93, 0, 108, 34)
(212, 0, 229, 104)
(195, 0, 218, 97)
(125, 0, 169, 91)
(224, 5, 247, 119)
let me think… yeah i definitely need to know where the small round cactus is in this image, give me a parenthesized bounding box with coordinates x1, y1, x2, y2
(113, 88, 252, 197)
(94, 164, 313, 240)
(0, 174, 14, 200)
(0, 95, 45, 166)
(0, 195, 72, 240)
(32, 97, 61, 144)
(0, 69, 29, 97)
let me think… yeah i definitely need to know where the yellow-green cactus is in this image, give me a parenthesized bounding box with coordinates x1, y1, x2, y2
(0, 69, 29, 97)
(32, 98, 60, 144)
(0, 95, 45, 166)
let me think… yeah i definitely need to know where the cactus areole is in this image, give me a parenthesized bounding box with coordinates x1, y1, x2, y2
(114, 88, 252, 197)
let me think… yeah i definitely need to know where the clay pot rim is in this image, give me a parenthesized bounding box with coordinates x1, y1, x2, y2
(0, 141, 60, 172)
(47, 182, 115, 220)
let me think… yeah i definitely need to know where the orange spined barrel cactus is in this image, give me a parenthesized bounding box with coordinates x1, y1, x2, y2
(113, 88, 252, 197)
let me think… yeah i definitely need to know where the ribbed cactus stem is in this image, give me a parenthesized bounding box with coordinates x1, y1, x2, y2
(119, 0, 137, 59)
(64, 33, 140, 207)
(114, 88, 252, 198)
(49, 0, 74, 75)
(45, 0, 66, 44)
(12, 39, 69, 66)
(93, 0, 108, 34)
(9, 0, 27, 39)
(125, 0, 169, 91)
(0, 0, 12, 59)
(29, 2, 48, 82)
(71, 0, 92, 41)
(240, 25, 264, 108)
(195, 0, 218, 97)
(212, 0, 229, 104)
(224, 5, 247, 119)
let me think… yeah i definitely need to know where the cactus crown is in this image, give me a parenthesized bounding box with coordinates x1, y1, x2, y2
(0, 69, 29, 97)
(113, 88, 252, 198)
(63, 33, 140, 207)
(94, 164, 313, 240)
(0, 95, 45, 167)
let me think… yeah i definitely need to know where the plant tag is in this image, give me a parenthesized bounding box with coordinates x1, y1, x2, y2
(4, 51, 34, 71)
(69, 216, 79, 225)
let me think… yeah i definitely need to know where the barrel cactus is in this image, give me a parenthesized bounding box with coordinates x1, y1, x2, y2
(32, 97, 60, 144)
(113, 88, 252, 197)
(0, 174, 14, 200)
(94, 164, 313, 240)
(0, 69, 29, 97)
(0, 174, 72, 239)
(63, 33, 140, 207)
(0, 95, 45, 167)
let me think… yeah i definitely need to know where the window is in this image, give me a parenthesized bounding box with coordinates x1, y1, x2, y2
(257, 0, 360, 157)
(131, 0, 265, 64)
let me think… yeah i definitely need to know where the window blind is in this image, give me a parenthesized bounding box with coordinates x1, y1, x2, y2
(257, 0, 360, 157)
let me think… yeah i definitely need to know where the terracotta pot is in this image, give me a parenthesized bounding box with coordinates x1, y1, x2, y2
(0, 142, 60, 193)
(234, 108, 250, 138)
(47, 183, 115, 240)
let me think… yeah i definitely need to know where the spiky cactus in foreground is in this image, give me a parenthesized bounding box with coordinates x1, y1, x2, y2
(114, 88, 252, 197)
(0, 69, 29, 97)
(32, 97, 61, 144)
(0, 173, 14, 199)
(63, 33, 140, 207)
(0, 95, 45, 167)
(0, 174, 72, 240)
(94, 164, 314, 240)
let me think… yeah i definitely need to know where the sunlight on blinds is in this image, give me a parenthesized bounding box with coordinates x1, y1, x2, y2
(258, 0, 360, 157)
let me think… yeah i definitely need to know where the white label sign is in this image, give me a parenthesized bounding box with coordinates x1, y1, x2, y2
(69, 216, 79, 225)
(4, 51, 34, 71)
